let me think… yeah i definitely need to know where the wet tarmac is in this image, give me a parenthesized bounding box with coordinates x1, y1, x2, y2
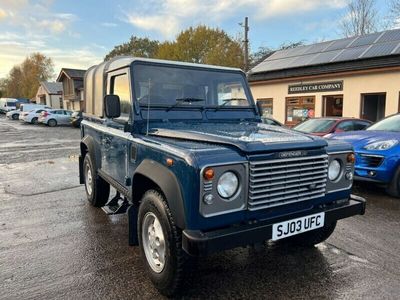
(0, 116, 399, 299)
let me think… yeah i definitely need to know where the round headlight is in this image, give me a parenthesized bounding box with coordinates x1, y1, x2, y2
(328, 159, 342, 181)
(217, 171, 239, 199)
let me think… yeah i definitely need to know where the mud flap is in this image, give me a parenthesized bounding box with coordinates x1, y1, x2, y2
(128, 205, 139, 246)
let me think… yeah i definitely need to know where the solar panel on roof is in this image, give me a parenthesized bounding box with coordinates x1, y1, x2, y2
(265, 48, 293, 61)
(325, 37, 356, 51)
(303, 41, 332, 55)
(333, 45, 370, 62)
(392, 44, 400, 54)
(308, 49, 343, 65)
(361, 41, 400, 58)
(285, 54, 316, 68)
(350, 32, 382, 47)
(250, 28, 400, 74)
(376, 29, 400, 43)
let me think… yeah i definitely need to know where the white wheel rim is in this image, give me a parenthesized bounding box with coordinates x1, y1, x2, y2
(142, 212, 166, 273)
(85, 165, 93, 196)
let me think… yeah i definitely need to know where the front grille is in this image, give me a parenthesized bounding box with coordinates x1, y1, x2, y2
(248, 155, 328, 210)
(358, 154, 384, 168)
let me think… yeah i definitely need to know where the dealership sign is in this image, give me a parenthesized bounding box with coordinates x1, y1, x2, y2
(288, 81, 343, 94)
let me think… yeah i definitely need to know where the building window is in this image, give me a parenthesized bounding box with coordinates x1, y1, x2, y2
(323, 95, 343, 117)
(361, 93, 386, 122)
(257, 98, 273, 117)
(285, 96, 315, 126)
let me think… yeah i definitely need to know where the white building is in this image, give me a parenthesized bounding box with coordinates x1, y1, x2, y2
(35, 82, 63, 109)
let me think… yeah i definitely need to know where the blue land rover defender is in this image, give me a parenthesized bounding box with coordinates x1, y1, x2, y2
(79, 57, 366, 296)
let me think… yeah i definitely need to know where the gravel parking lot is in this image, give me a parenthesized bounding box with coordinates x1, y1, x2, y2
(0, 115, 399, 299)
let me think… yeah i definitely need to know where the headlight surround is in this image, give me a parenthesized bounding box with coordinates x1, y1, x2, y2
(217, 171, 239, 199)
(328, 159, 342, 181)
(364, 140, 398, 150)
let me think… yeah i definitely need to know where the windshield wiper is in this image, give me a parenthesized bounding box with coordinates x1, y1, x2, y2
(166, 98, 205, 111)
(213, 98, 248, 111)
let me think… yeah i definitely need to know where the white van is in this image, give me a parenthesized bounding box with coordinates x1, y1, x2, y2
(0, 98, 17, 113)
(19, 103, 50, 112)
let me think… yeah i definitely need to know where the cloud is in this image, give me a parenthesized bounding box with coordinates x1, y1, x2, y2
(0, 8, 7, 20)
(0, 1, 84, 78)
(126, 14, 180, 39)
(0, 40, 102, 78)
(101, 22, 118, 27)
(257, 0, 346, 18)
(124, 0, 346, 39)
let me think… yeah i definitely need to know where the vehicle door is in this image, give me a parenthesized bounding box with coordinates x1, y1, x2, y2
(100, 69, 133, 188)
(63, 110, 72, 125)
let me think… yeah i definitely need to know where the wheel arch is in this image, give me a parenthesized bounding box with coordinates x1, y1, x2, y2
(79, 135, 102, 184)
(133, 159, 186, 229)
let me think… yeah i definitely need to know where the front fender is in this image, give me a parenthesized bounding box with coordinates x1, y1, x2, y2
(133, 159, 186, 229)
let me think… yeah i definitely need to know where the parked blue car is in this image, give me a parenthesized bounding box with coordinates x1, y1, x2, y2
(327, 113, 400, 197)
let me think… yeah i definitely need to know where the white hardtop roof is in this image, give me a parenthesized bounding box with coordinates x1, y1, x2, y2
(103, 56, 243, 73)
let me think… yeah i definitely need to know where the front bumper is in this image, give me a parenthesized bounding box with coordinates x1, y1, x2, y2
(182, 194, 366, 256)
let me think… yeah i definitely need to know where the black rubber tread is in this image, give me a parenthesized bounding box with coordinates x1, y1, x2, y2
(48, 119, 57, 127)
(138, 190, 188, 297)
(284, 221, 337, 247)
(386, 166, 400, 198)
(31, 117, 38, 124)
(83, 154, 110, 207)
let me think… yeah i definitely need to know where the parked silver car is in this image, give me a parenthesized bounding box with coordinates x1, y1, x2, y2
(6, 109, 20, 120)
(38, 109, 73, 127)
(19, 108, 50, 124)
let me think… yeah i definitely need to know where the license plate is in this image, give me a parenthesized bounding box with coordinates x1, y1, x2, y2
(272, 212, 325, 241)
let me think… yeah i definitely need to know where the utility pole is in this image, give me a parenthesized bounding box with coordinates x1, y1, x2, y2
(243, 17, 249, 72)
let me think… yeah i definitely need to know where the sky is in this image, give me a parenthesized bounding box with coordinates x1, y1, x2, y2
(0, 0, 392, 79)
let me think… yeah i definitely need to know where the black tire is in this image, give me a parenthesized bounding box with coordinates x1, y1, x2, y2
(31, 117, 38, 125)
(48, 119, 57, 127)
(386, 166, 400, 198)
(283, 221, 337, 247)
(83, 154, 110, 207)
(12, 114, 18, 120)
(138, 190, 188, 297)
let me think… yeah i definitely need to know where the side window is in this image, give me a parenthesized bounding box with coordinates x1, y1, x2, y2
(336, 121, 353, 131)
(353, 121, 370, 130)
(111, 74, 131, 118)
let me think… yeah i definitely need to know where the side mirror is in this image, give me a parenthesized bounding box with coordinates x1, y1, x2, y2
(104, 95, 120, 118)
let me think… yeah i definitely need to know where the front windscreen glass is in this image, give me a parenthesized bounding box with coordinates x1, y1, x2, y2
(132, 64, 251, 109)
(367, 114, 400, 131)
(6, 101, 16, 106)
(293, 119, 336, 133)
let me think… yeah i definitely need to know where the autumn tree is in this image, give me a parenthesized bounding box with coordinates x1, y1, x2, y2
(340, 0, 379, 37)
(156, 26, 244, 69)
(1, 53, 54, 99)
(104, 36, 160, 61)
(389, 0, 400, 27)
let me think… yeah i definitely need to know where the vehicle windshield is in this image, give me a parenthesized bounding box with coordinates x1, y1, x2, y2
(367, 114, 400, 131)
(132, 64, 252, 109)
(293, 119, 336, 133)
(6, 101, 16, 106)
